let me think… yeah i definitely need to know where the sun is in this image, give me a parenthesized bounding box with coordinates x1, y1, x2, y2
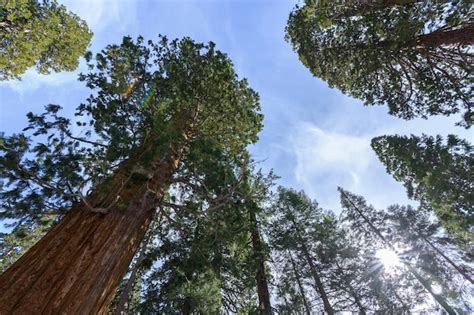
(376, 248, 401, 273)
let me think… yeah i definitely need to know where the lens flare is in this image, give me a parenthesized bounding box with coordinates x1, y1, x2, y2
(376, 248, 401, 273)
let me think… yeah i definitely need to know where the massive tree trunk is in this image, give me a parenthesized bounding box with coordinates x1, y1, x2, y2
(0, 112, 195, 314)
(299, 241, 334, 315)
(288, 251, 311, 315)
(249, 205, 272, 313)
(418, 24, 474, 47)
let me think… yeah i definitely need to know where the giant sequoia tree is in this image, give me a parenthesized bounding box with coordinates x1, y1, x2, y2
(286, 0, 474, 127)
(371, 134, 473, 247)
(0, 0, 92, 80)
(0, 35, 262, 313)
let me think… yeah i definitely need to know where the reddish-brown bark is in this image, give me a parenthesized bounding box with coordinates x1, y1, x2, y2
(0, 112, 194, 314)
(418, 24, 474, 47)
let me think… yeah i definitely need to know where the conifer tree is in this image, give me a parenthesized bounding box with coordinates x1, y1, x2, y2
(0, 0, 92, 80)
(269, 187, 335, 314)
(371, 134, 473, 247)
(0, 35, 262, 313)
(339, 188, 464, 314)
(286, 0, 474, 126)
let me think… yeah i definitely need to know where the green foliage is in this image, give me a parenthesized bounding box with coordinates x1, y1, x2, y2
(0, 216, 55, 272)
(138, 150, 275, 313)
(339, 189, 473, 313)
(371, 134, 473, 247)
(0, 0, 92, 80)
(286, 0, 474, 127)
(269, 187, 421, 313)
(0, 35, 262, 227)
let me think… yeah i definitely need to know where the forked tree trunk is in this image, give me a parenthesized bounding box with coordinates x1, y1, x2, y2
(248, 204, 272, 313)
(0, 113, 194, 314)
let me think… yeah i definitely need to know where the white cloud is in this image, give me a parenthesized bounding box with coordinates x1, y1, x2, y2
(0, 68, 79, 95)
(61, 0, 128, 33)
(290, 122, 415, 212)
(293, 125, 372, 184)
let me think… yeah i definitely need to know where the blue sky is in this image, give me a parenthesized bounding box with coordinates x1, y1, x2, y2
(0, 0, 472, 213)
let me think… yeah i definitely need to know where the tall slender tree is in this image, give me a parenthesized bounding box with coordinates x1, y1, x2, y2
(339, 188, 462, 314)
(286, 0, 474, 126)
(0, 35, 262, 313)
(269, 187, 335, 314)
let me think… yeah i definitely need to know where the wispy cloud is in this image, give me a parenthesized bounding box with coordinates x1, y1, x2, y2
(0, 68, 80, 95)
(289, 122, 417, 212)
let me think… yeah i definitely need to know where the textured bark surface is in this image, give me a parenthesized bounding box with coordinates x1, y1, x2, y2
(249, 206, 271, 313)
(418, 24, 474, 47)
(0, 112, 194, 314)
(113, 245, 146, 315)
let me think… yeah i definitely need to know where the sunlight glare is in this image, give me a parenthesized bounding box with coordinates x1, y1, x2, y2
(431, 283, 443, 295)
(376, 248, 401, 272)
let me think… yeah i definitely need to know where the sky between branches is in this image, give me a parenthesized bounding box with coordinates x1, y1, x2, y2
(0, 0, 471, 216)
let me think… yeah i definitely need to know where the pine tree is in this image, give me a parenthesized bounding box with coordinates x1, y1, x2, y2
(139, 152, 274, 313)
(371, 134, 473, 247)
(286, 0, 474, 127)
(269, 187, 335, 314)
(339, 188, 462, 314)
(0, 0, 92, 80)
(0, 35, 263, 313)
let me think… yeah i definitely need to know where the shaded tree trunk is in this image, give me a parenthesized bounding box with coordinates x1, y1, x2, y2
(288, 251, 311, 315)
(113, 245, 146, 315)
(288, 214, 334, 315)
(249, 205, 272, 314)
(423, 236, 474, 284)
(0, 112, 195, 314)
(299, 241, 334, 315)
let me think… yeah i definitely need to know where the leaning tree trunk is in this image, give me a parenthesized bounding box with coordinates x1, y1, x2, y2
(249, 205, 272, 313)
(299, 241, 334, 315)
(0, 112, 195, 314)
(289, 215, 334, 315)
(113, 245, 146, 315)
(418, 24, 474, 47)
(423, 236, 474, 284)
(288, 251, 312, 315)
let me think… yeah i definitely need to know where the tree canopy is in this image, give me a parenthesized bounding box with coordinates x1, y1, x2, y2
(0, 35, 264, 313)
(0, 0, 92, 80)
(372, 134, 473, 247)
(286, 0, 474, 127)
